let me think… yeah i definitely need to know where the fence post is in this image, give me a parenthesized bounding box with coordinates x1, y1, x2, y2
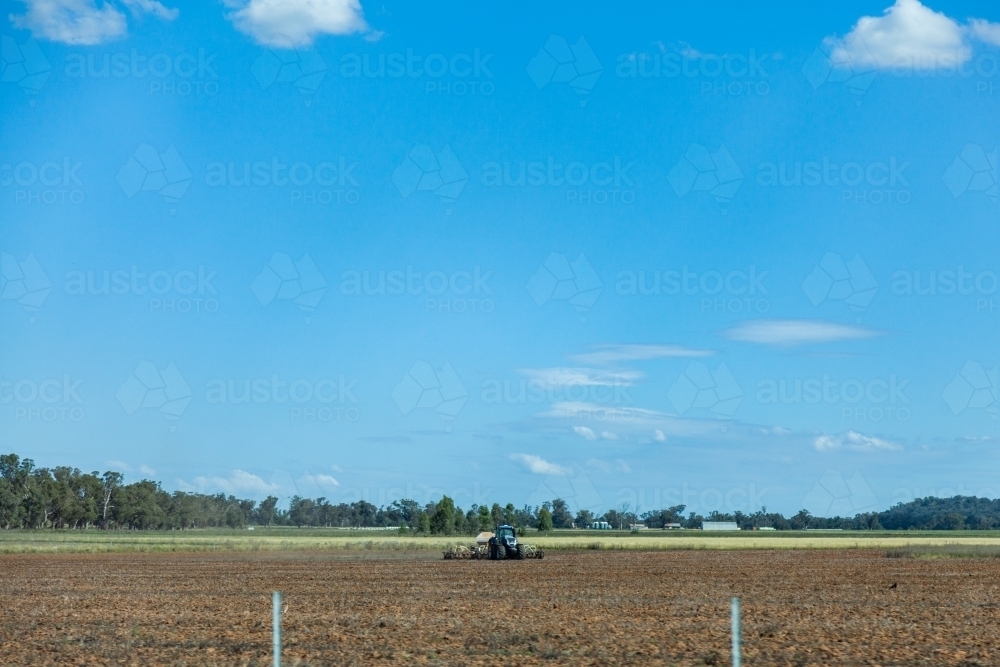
(731, 597, 741, 667)
(273, 591, 282, 667)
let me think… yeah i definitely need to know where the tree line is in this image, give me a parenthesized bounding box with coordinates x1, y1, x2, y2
(3, 453, 999, 531)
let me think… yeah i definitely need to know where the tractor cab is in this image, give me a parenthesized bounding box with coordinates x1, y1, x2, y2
(496, 525, 516, 546)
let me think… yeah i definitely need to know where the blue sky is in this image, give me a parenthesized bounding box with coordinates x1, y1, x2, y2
(2, 0, 1000, 517)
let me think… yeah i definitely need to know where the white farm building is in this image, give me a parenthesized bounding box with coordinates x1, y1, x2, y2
(701, 521, 739, 531)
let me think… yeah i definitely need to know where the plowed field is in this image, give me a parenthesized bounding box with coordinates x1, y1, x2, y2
(1, 549, 997, 666)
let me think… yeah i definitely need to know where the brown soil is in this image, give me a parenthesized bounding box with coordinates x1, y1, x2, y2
(1, 549, 998, 666)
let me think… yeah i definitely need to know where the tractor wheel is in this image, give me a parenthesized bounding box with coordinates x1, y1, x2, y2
(496, 544, 507, 560)
(517, 544, 526, 560)
(537, 549, 544, 559)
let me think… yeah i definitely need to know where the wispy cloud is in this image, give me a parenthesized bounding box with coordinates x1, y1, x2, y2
(823, 0, 1000, 71)
(814, 431, 902, 452)
(510, 453, 568, 475)
(722, 319, 882, 346)
(571, 343, 714, 365)
(519, 367, 641, 388)
(540, 402, 735, 441)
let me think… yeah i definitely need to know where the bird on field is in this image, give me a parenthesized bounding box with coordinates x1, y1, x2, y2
(889, 582, 897, 589)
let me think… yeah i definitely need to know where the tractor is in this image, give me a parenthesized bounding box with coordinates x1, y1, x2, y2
(488, 524, 543, 560)
(442, 525, 545, 560)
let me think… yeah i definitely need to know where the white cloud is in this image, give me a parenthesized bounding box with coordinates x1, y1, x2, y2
(543, 402, 727, 438)
(571, 343, 714, 365)
(723, 319, 881, 346)
(653, 429, 666, 442)
(510, 453, 568, 475)
(814, 431, 902, 452)
(121, 0, 177, 19)
(969, 19, 1000, 46)
(10, 0, 177, 45)
(824, 0, 1000, 70)
(180, 470, 278, 496)
(138, 464, 157, 476)
(223, 0, 371, 47)
(519, 367, 641, 389)
(104, 460, 132, 472)
(299, 473, 339, 488)
(572, 426, 619, 442)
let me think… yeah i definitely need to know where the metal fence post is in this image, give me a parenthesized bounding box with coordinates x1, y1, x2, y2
(273, 591, 282, 667)
(731, 597, 741, 667)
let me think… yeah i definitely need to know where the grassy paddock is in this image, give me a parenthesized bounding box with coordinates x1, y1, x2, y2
(5, 528, 1000, 554)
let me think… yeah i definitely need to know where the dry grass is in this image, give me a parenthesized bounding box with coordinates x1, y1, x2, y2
(4, 528, 1000, 554)
(885, 544, 1000, 559)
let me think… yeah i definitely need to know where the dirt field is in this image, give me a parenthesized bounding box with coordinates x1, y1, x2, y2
(1, 549, 998, 666)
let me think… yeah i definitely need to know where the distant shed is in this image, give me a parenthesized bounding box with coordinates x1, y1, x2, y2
(701, 521, 739, 531)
